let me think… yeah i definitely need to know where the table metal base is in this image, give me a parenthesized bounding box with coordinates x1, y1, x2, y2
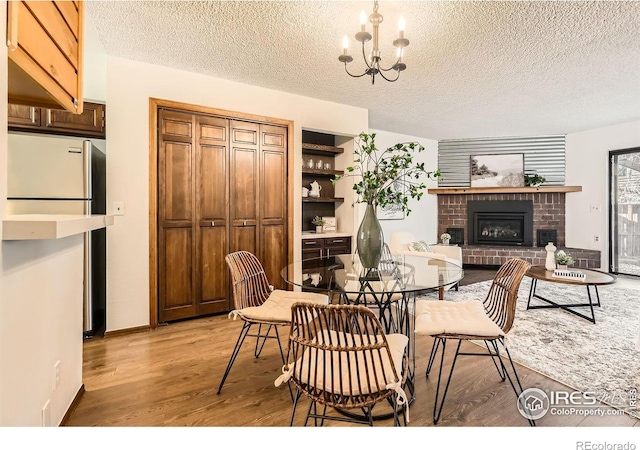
(526, 278, 602, 324)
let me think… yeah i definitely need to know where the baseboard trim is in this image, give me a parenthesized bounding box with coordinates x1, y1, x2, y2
(104, 325, 151, 338)
(60, 384, 85, 426)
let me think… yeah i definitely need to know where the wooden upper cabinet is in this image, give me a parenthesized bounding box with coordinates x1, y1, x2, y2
(7, 1, 85, 114)
(8, 101, 105, 139)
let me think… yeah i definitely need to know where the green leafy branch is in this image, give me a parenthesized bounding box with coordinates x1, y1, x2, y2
(332, 132, 442, 216)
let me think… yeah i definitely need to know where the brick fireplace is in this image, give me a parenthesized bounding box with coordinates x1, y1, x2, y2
(431, 187, 601, 268)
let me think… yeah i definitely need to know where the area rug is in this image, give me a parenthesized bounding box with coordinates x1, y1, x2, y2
(418, 278, 640, 419)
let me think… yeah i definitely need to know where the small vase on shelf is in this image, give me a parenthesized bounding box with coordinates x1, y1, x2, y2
(316, 226, 323, 234)
(544, 242, 556, 271)
(442, 239, 450, 246)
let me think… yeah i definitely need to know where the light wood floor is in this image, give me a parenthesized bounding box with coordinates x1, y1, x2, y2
(65, 268, 639, 427)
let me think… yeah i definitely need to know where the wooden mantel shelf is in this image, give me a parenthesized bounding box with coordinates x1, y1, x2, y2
(427, 186, 582, 195)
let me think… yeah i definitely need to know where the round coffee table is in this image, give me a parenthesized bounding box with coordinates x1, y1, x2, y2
(525, 265, 617, 324)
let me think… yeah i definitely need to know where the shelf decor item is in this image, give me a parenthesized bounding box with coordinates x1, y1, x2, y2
(524, 173, 547, 187)
(312, 216, 326, 234)
(333, 132, 441, 268)
(545, 242, 557, 271)
(440, 233, 451, 245)
(322, 216, 337, 232)
(470, 153, 524, 188)
(555, 250, 574, 270)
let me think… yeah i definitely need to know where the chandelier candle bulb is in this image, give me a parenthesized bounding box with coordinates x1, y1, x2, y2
(360, 10, 367, 29)
(398, 16, 405, 35)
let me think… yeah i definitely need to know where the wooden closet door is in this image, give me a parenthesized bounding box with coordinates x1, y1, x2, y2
(229, 120, 259, 255)
(158, 109, 197, 322)
(259, 124, 288, 289)
(196, 115, 230, 314)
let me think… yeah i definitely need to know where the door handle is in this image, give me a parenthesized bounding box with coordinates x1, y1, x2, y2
(211, 221, 215, 227)
(243, 220, 247, 226)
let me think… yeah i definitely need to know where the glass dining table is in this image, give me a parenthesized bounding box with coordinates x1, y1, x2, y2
(280, 252, 464, 416)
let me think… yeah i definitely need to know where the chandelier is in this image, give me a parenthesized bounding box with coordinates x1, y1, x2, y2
(338, 1, 409, 84)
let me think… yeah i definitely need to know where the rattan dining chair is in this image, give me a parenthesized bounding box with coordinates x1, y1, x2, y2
(275, 303, 409, 426)
(217, 251, 329, 395)
(414, 258, 534, 425)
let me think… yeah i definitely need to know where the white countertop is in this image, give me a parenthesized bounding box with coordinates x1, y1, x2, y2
(2, 214, 115, 240)
(301, 231, 352, 239)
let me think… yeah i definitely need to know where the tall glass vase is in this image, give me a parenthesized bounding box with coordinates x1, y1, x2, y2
(357, 203, 384, 269)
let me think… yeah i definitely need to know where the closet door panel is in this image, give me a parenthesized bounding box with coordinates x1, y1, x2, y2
(229, 120, 259, 253)
(196, 115, 230, 314)
(159, 227, 196, 320)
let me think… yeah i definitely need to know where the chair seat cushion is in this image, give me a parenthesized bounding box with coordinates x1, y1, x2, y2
(237, 290, 329, 322)
(414, 299, 505, 338)
(294, 330, 408, 396)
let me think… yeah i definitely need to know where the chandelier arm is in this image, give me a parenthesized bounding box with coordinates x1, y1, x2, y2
(377, 68, 400, 83)
(379, 57, 402, 72)
(343, 63, 370, 78)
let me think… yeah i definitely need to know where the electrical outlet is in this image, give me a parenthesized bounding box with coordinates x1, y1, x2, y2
(113, 201, 125, 216)
(53, 361, 60, 390)
(590, 205, 601, 213)
(594, 235, 599, 243)
(42, 400, 51, 427)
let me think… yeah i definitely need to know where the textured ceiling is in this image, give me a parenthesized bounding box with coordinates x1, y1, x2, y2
(86, 1, 640, 139)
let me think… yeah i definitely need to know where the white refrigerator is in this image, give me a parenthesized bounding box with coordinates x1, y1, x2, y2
(7, 133, 107, 338)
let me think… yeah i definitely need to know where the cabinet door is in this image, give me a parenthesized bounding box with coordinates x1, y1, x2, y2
(196, 115, 230, 314)
(43, 102, 106, 138)
(259, 124, 288, 289)
(7, 1, 84, 113)
(302, 239, 323, 260)
(229, 120, 259, 255)
(8, 104, 41, 128)
(158, 110, 197, 322)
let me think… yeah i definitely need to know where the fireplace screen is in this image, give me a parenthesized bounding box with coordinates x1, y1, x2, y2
(476, 215, 524, 244)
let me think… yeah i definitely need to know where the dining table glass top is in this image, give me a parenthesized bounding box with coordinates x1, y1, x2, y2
(281, 253, 464, 295)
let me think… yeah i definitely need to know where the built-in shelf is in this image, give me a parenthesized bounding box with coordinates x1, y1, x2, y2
(302, 197, 345, 203)
(2, 214, 115, 240)
(301, 168, 344, 177)
(301, 143, 344, 155)
(427, 186, 582, 195)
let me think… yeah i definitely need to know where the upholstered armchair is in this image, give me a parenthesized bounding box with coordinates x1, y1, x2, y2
(389, 231, 463, 299)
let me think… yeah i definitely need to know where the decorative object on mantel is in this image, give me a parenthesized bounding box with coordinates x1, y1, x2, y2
(545, 242, 557, 271)
(440, 232, 451, 245)
(332, 132, 441, 268)
(470, 153, 524, 188)
(312, 216, 326, 234)
(309, 180, 322, 198)
(524, 173, 547, 187)
(338, 1, 409, 84)
(555, 250, 574, 270)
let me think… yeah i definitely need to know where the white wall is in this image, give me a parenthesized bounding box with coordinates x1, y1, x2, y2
(566, 120, 640, 270)
(105, 56, 368, 331)
(82, 12, 107, 103)
(368, 129, 440, 244)
(1, 4, 84, 426)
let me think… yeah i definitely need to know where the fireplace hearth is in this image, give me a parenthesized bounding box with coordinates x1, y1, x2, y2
(468, 200, 533, 246)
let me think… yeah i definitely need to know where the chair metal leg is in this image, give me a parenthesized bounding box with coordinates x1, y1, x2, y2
(289, 390, 302, 426)
(304, 400, 315, 427)
(426, 337, 440, 376)
(433, 339, 462, 424)
(494, 338, 536, 427)
(217, 322, 252, 394)
(487, 340, 506, 381)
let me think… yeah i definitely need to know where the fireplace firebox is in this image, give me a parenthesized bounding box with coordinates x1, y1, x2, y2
(468, 200, 533, 246)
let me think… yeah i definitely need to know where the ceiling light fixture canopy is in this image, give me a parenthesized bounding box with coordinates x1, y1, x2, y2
(339, 0, 409, 84)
